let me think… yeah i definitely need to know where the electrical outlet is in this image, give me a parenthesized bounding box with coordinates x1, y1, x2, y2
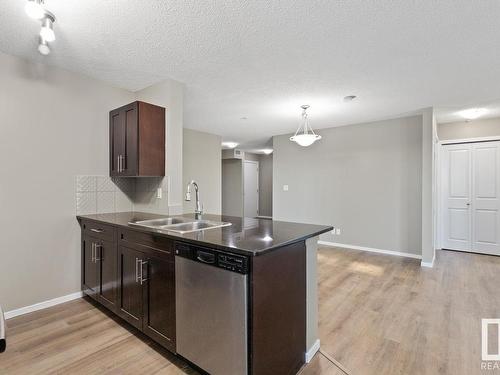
(336, 228, 341, 235)
(331, 227, 336, 235)
(283, 185, 289, 191)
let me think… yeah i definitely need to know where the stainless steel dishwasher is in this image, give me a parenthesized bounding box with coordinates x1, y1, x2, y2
(175, 242, 248, 375)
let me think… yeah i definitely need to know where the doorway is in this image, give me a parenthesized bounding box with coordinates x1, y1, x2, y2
(243, 160, 259, 218)
(440, 140, 500, 256)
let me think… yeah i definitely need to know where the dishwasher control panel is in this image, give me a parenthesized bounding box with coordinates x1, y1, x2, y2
(175, 242, 249, 274)
(218, 254, 247, 273)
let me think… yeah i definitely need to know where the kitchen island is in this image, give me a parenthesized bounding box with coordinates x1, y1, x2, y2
(77, 212, 331, 375)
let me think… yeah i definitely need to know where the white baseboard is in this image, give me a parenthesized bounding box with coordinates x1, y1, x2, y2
(305, 339, 320, 363)
(5, 291, 83, 320)
(318, 240, 422, 260)
(421, 252, 436, 268)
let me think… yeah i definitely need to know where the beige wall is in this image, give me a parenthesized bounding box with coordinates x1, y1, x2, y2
(222, 159, 243, 216)
(0, 52, 135, 311)
(258, 154, 273, 217)
(136, 79, 185, 215)
(438, 117, 500, 140)
(273, 115, 424, 256)
(0, 51, 185, 312)
(183, 129, 222, 214)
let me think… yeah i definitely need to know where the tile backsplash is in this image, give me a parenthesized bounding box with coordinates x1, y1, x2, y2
(75, 175, 168, 215)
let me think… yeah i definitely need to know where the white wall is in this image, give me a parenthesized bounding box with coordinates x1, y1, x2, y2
(136, 79, 185, 215)
(0, 52, 135, 311)
(183, 128, 222, 214)
(438, 117, 500, 140)
(273, 115, 424, 256)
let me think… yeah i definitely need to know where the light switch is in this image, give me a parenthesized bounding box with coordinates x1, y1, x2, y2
(283, 185, 289, 191)
(156, 188, 162, 199)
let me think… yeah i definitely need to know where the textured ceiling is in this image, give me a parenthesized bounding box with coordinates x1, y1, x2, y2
(1, 0, 500, 149)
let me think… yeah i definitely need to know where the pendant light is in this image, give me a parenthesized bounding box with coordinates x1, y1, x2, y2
(290, 105, 322, 147)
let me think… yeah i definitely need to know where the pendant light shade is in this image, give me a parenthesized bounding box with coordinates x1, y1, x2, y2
(290, 105, 322, 147)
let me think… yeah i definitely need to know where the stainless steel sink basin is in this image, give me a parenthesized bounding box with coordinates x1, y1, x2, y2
(131, 217, 190, 227)
(129, 217, 231, 234)
(163, 220, 231, 234)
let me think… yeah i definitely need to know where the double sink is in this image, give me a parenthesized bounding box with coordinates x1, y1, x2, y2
(129, 217, 231, 234)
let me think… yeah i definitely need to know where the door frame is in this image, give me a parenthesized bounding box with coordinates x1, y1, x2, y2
(243, 160, 259, 218)
(437, 136, 500, 252)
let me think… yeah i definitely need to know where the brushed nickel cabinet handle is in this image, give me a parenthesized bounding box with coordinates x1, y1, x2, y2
(94, 244, 101, 262)
(91, 243, 95, 263)
(117, 155, 120, 173)
(135, 258, 140, 283)
(90, 228, 104, 233)
(139, 260, 148, 285)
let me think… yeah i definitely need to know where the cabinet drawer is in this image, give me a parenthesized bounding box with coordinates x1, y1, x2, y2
(81, 220, 116, 242)
(119, 229, 173, 258)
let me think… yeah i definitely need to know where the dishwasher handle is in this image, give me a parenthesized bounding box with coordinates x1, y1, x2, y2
(196, 251, 215, 264)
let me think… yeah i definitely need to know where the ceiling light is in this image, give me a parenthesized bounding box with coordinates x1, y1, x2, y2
(25, 0, 45, 19)
(222, 142, 238, 149)
(38, 37, 50, 55)
(344, 95, 357, 102)
(290, 105, 322, 147)
(458, 108, 488, 120)
(40, 13, 56, 42)
(240, 117, 248, 120)
(262, 149, 273, 155)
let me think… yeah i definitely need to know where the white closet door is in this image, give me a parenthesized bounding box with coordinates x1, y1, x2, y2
(472, 142, 500, 256)
(442, 144, 472, 251)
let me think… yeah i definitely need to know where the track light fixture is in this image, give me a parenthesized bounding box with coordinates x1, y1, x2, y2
(40, 12, 56, 42)
(24, 0, 57, 55)
(25, 0, 45, 19)
(38, 37, 50, 55)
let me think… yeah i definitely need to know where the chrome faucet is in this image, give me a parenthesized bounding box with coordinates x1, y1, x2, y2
(185, 180, 203, 218)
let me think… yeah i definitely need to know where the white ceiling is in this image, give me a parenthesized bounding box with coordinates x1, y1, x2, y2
(1, 0, 500, 149)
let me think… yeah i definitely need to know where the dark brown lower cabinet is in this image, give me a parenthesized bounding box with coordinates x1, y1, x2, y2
(117, 243, 176, 352)
(117, 245, 144, 330)
(142, 251, 176, 352)
(82, 235, 117, 311)
(81, 220, 176, 354)
(97, 238, 117, 311)
(82, 235, 98, 299)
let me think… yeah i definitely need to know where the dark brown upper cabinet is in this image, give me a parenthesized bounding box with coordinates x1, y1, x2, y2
(109, 101, 165, 177)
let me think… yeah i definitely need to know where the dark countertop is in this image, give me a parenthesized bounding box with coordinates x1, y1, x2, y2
(76, 212, 332, 256)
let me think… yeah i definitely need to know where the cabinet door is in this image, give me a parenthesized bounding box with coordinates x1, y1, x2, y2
(122, 104, 138, 176)
(117, 245, 144, 329)
(96, 239, 117, 312)
(109, 109, 125, 176)
(82, 236, 98, 300)
(142, 253, 176, 352)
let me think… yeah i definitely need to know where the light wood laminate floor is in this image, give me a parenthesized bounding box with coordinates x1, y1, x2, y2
(1, 247, 499, 374)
